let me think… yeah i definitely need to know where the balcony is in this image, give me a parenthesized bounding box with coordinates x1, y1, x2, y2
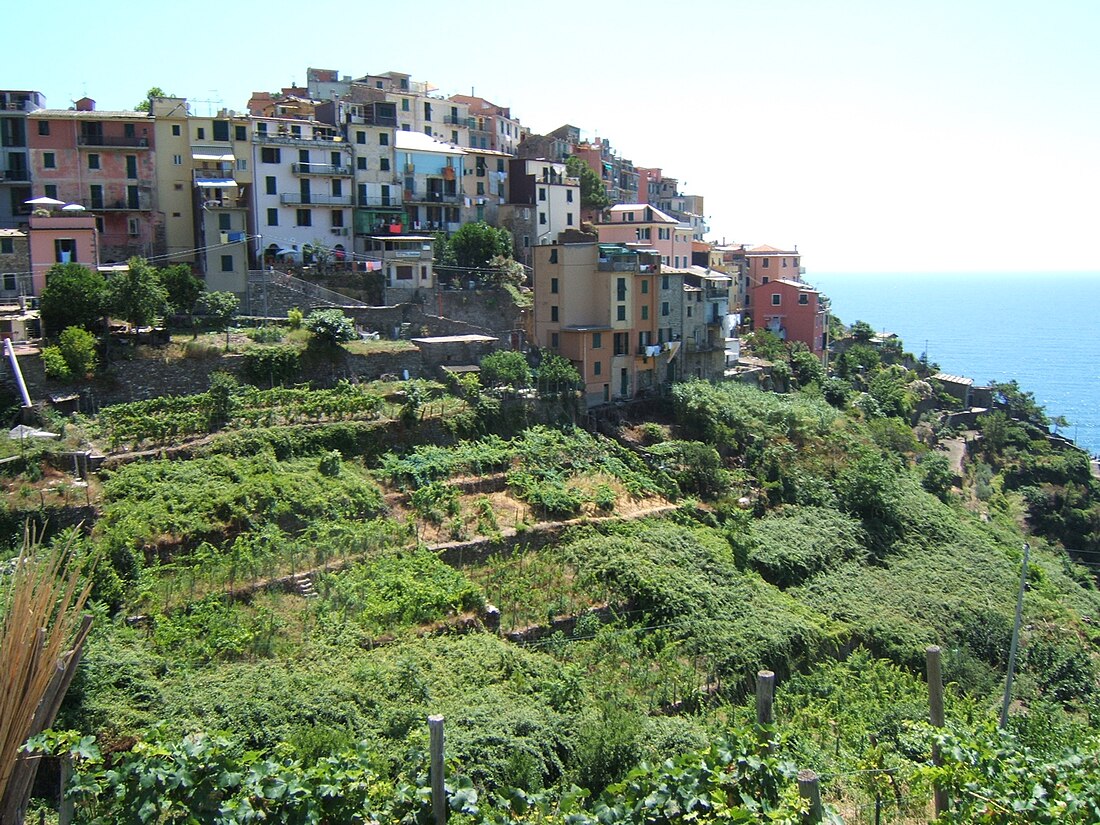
(83, 191, 154, 211)
(291, 162, 353, 177)
(444, 115, 475, 127)
(253, 132, 344, 147)
(1, 169, 29, 182)
(599, 260, 638, 272)
(77, 135, 150, 148)
(356, 195, 402, 208)
(406, 191, 460, 204)
(193, 168, 235, 182)
(279, 193, 354, 207)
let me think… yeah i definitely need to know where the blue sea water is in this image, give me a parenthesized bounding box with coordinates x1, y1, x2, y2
(810, 272, 1100, 457)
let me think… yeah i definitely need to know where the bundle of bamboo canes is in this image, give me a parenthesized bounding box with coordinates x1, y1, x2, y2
(0, 531, 94, 824)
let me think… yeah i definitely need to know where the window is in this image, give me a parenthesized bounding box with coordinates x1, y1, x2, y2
(44, 184, 57, 199)
(476, 182, 485, 195)
(221, 254, 234, 272)
(550, 306, 558, 322)
(0, 238, 13, 254)
(539, 212, 546, 225)
(567, 213, 574, 226)
(213, 120, 229, 141)
(43, 152, 55, 168)
(235, 125, 247, 141)
(290, 125, 301, 137)
(257, 122, 268, 135)
(616, 305, 626, 321)
(196, 127, 205, 140)
(662, 301, 669, 316)
(551, 277, 558, 293)
(89, 184, 103, 208)
(538, 188, 546, 201)
(614, 333, 629, 355)
(424, 126, 432, 136)
(424, 102, 432, 120)
(87, 154, 100, 170)
(172, 154, 182, 165)
(218, 213, 231, 230)
(332, 210, 344, 227)
(799, 293, 809, 305)
(497, 158, 505, 172)
(331, 179, 342, 196)
(265, 176, 276, 195)
(380, 158, 390, 171)
(523, 235, 529, 248)
(261, 147, 280, 163)
(126, 155, 137, 179)
(624, 211, 635, 222)
(38, 121, 50, 136)
(771, 293, 781, 306)
(687, 305, 692, 317)
(641, 280, 649, 294)
(782, 258, 788, 267)
(267, 208, 278, 226)
(662, 275, 669, 289)
(658, 227, 670, 240)
(357, 157, 367, 170)
(616, 278, 627, 301)
(594, 361, 602, 376)
(356, 131, 366, 144)
(641, 305, 649, 320)
(592, 332, 602, 349)
(566, 190, 573, 202)
(551, 332, 559, 348)
(762, 258, 769, 268)
(237, 158, 247, 171)
(451, 131, 458, 143)
(296, 209, 312, 226)
(378, 133, 389, 146)
(401, 124, 410, 131)
(762, 276, 769, 284)
(401, 98, 410, 111)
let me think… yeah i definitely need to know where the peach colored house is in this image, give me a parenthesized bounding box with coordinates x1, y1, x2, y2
(744, 244, 802, 295)
(27, 213, 99, 295)
(751, 277, 825, 356)
(595, 204, 693, 269)
(532, 242, 670, 407)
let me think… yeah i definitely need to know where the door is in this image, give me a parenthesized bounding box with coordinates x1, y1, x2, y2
(299, 178, 310, 205)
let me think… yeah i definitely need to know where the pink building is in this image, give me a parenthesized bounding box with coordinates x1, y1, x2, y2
(27, 213, 99, 295)
(28, 99, 160, 264)
(751, 277, 825, 356)
(744, 244, 802, 292)
(595, 204, 693, 269)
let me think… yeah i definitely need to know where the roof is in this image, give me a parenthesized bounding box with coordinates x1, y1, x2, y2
(746, 244, 797, 255)
(605, 203, 678, 224)
(395, 131, 466, 155)
(757, 278, 818, 292)
(369, 235, 434, 241)
(933, 373, 974, 386)
(411, 334, 497, 345)
(32, 109, 150, 120)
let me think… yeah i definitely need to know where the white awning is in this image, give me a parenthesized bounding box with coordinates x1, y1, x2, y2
(193, 152, 235, 161)
(195, 179, 238, 188)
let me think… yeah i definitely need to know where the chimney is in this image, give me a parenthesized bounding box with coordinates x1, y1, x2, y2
(75, 97, 95, 111)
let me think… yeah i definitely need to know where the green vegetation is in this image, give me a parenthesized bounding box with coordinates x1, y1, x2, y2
(38, 263, 107, 336)
(12, 314, 1100, 823)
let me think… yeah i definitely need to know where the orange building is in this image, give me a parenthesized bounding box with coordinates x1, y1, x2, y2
(751, 277, 826, 356)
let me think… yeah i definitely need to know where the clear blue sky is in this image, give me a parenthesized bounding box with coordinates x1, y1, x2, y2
(6, 0, 1098, 272)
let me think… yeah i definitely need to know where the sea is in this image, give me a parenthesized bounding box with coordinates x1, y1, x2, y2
(810, 272, 1100, 457)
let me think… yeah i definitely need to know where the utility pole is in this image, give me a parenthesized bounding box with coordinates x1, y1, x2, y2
(1000, 542, 1030, 728)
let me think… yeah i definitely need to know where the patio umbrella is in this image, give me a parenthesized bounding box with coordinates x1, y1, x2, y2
(24, 196, 66, 206)
(61, 204, 86, 211)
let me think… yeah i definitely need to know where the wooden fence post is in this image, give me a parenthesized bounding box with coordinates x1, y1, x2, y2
(428, 714, 446, 825)
(797, 769, 822, 824)
(756, 669, 775, 751)
(927, 645, 948, 817)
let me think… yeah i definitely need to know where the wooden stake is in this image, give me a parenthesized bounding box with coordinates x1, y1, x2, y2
(428, 714, 446, 825)
(927, 645, 948, 817)
(797, 769, 822, 824)
(756, 669, 775, 750)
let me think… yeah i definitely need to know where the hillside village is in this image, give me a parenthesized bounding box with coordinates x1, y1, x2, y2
(4, 71, 1100, 825)
(0, 71, 824, 403)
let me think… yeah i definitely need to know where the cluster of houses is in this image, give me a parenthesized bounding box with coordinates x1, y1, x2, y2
(0, 70, 827, 407)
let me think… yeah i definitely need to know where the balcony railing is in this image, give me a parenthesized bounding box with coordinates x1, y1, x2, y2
(356, 196, 402, 208)
(598, 260, 638, 272)
(83, 193, 153, 211)
(77, 135, 150, 148)
(2, 169, 29, 181)
(254, 132, 345, 146)
(444, 115, 475, 127)
(406, 191, 460, 204)
(279, 193, 354, 206)
(193, 168, 235, 182)
(292, 162, 352, 176)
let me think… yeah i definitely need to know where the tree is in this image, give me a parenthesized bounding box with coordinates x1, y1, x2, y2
(304, 309, 355, 346)
(198, 291, 240, 350)
(788, 343, 824, 387)
(38, 263, 107, 337)
(485, 254, 527, 288)
(565, 156, 610, 210)
(536, 350, 581, 396)
(160, 264, 205, 318)
(850, 320, 875, 343)
(449, 222, 512, 270)
(58, 326, 98, 378)
(479, 350, 531, 389)
(134, 86, 172, 112)
(107, 257, 168, 330)
(920, 452, 955, 501)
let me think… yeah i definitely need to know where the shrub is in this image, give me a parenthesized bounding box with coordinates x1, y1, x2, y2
(304, 309, 355, 346)
(41, 346, 72, 381)
(247, 325, 284, 344)
(182, 340, 221, 360)
(479, 350, 531, 389)
(287, 307, 303, 329)
(57, 325, 98, 378)
(242, 345, 300, 386)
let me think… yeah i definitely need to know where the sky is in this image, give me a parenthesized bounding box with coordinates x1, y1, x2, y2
(6, 0, 1099, 272)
